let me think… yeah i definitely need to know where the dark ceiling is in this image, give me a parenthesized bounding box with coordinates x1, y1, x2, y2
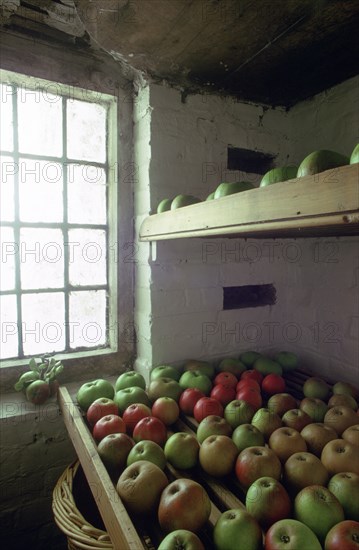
(1, 0, 359, 107)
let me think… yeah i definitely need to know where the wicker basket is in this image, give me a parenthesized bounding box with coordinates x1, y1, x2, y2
(53, 461, 113, 550)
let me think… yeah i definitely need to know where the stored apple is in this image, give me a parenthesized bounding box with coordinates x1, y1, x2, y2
(254, 357, 283, 376)
(210, 383, 236, 406)
(164, 432, 200, 469)
(196, 415, 232, 444)
(126, 440, 166, 470)
(92, 414, 126, 442)
(224, 399, 256, 429)
(321, 439, 359, 475)
(265, 519, 322, 550)
(236, 387, 262, 410)
(148, 377, 183, 402)
(283, 452, 329, 494)
(269, 427, 307, 463)
(114, 386, 151, 414)
(235, 446, 282, 489)
(25, 380, 50, 405)
(332, 381, 358, 399)
(267, 393, 298, 417)
(300, 422, 338, 456)
(86, 397, 119, 427)
(193, 397, 223, 423)
(324, 520, 359, 550)
(236, 379, 261, 393)
(324, 406, 358, 436)
(240, 350, 262, 368)
(214, 371, 238, 389)
(184, 359, 215, 379)
(76, 379, 114, 412)
(151, 397, 180, 426)
(213, 508, 263, 550)
(122, 403, 152, 434)
(115, 370, 146, 392)
(132, 416, 167, 447)
(245, 476, 291, 530)
(150, 365, 181, 382)
(261, 374, 286, 396)
(216, 358, 247, 378)
(282, 408, 312, 432)
(158, 479, 211, 533)
(251, 407, 283, 440)
(328, 472, 359, 521)
(157, 530, 205, 550)
(97, 432, 134, 475)
(240, 369, 263, 385)
(342, 425, 359, 446)
(179, 371, 212, 396)
(300, 397, 328, 422)
(328, 394, 358, 411)
(303, 377, 331, 401)
(116, 460, 168, 515)
(179, 388, 205, 416)
(199, 435, 238, 477)
(275, 351, 299, 372)
(232, 423, 265, 452)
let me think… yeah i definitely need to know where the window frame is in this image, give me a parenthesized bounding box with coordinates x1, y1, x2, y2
(0, 69, 119, 368)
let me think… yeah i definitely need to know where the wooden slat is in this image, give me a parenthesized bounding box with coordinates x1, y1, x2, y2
(140, 164, 359, 241)
(58, 387, 146, 550)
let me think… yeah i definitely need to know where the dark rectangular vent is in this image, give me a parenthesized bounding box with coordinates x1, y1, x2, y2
(223, 284, 276, 310)
(227, 147, 275, 174)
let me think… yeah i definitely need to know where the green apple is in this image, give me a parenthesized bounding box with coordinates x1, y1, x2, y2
(164, 432, 200, 469)
(327, 472, 359, 520)
(114, 386, 151, 414)
(214, 181, 254, 199)
(213, 508, 263, 550)
(232, 423, 265, 452)
(260, 165, 298, 187)
(265, 519, 322, 550)
(158, 530, 205, 550)
(239, 351, 262, 368)
(246, 476, 291, 530)
(275, 351, 299, 372)
(294, 485, 345, 543)
(254, 357, 283, 376)
(126, 440, 167, 470)
(115, 371, 146, 392)
(216, 358, 247, 378)
(197, 415, 232, 444)
(179, 371, 212, 395)
(297, 149, 349, 178)
(76, 379, 115, 412)
(303, 377, 331, 401)
(224, 399, 256, 429)
(350, 143, 359, 164)
(332, 381, 358, 400)
(148, 377, 183, 402)
(157, 198, 172, 213)
(171, 195, 201, 209)
(199, 435, 238, 477)
(183, 360, 215, 379)
(300, 397, 328, 422)
(150, 365, 181, 382)
(251, 407, 283, 440)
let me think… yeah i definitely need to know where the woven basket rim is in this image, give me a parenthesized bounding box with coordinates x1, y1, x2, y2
(53, 460, 113, 550)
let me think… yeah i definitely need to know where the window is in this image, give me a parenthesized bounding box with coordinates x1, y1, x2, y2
(0, 70, 118, 364)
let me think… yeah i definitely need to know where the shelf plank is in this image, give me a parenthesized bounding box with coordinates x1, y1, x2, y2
(140, 164, 359, 241)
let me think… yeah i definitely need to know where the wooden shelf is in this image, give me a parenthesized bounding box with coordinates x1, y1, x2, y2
(139, 164, 359, 241)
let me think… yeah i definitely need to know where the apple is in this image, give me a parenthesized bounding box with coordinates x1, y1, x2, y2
(150, 365, 181, 382)
(92, 414, 126, 442)
(300, 423, 338, 457)
(254, 357, 283, 376)
(251, 408, 283, 440)
(122, 403, 152, 434)
(114, 370, 146, 392)
(275, 351, 299, 372)
(324, 406, 359, 435)
(97, 432, 134, 475)
(232, 423, 265, 452)
(261, 374, 286, 396)
(86, 397, 119, 427)
(133, 416, 167, 447)
(240, 350, 262, 368)
(193, 397, 223, 423)
(148, 377, 183, 402)
(282, 408, 312, 432)
(283, 452, 329, 494)
(236, 387, 262, 410)
(158, 479, 211, 533)
(235, 446, 282, 489)
(328, 394, 358, 410)
(245, 476, 291, 530)
(114, 387, 151, 414)
(76, 379, 115, 412)
(179, 371, 212, 396)
(151, 397, 180, 426)
(116, 460, 168, 515)
(199, 435, 238, 477)
(269, 427, 307, 463)
(213, 508, 263, 550)
(342, 425, 359, 446)
(164, 432, 200, 469)
(126, 440, 166, 470)
(157, 530, 205, 550)
(328, 472, 359, 520)
(183, 359, 215, 379)
(216, 358, 247, 378)
(214, 371, 238, 389)
(196, 415, 232, 444)
(303, 377, 331, 401)
(179, 388, 206, 416)
(210, 383, 236, 406)
(265, 519, 322, 550)
(241, 369, 263, 385)
(300, 397, 328, 422)
(224, 399, 256, 429)
(332, 381, 358, 399)
(267, 393, 298, 417)
(294, 485, 345, 543)
(321, 439, 359, 475)
(325, 520, 359, 550)
(236, 379, 261, 393)
(25, 380, 50, 405)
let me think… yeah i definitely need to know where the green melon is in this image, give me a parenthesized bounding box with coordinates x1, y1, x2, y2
(260, 165, 298, 187)
(157, 198, 173, 213)
(297, 149, 349, 177)
(171, 195, 201, 209)
(350, 143, 359, 164)
(214, 181, 254, 199)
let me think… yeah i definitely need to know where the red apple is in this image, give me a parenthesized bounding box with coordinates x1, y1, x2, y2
(158, 479, 211, 533)
(283, 451, 329, 494)
(86, 397, 119, 427)
(321, 439, 359, 475)
(261, 374, 286, 396)
(236, 387, 263, 410)
(122, 403, 152, 434)
(25, 380, 51, 405)
(97, 432, 134, 475)
(269, 427, 307, 463)
(300, 422, 338, 457)
(265, 519, 322, 550)
(235, 446, 282, 489)
(151, 397, 180, 426)
(325, 520, 359, 550)
(236, 379, 261, 393)
(179, 388, 205, 416)
(245, 476, 291, 530)
(210, 384, 236, 406)
(199, 435, 238, 477)
(241, 369, 263, 385)
(282, 408, 312, 432)
(324, 406, 359, 435)
(133, 416, 168, 447)
(193, 397, 223, 423)
(196, 415, 232, 444)
(92, 414, 126, 442)
(214, 371, 238, 389)
(267, 393, 298, 417)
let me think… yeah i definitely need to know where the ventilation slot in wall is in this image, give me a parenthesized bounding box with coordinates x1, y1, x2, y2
(223, 284, 276, 310)
(227, 147, 275, 174)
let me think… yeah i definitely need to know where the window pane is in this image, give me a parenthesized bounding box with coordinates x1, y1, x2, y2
(19, 158, 63, 222)
(67, 99, 106, 162)
(0, 84, 14, 152)
(0, 155, 15, 222)
(69, 290, 106, 349)
(0, 227, 16, 291)
(20, 228, 64, 290)
(68, 228, 107, 286)
(18, 89, 62, 157)
(22, 292, 65, 356)
(67, 164, 107, 224)
(0, 294, 18, 359)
